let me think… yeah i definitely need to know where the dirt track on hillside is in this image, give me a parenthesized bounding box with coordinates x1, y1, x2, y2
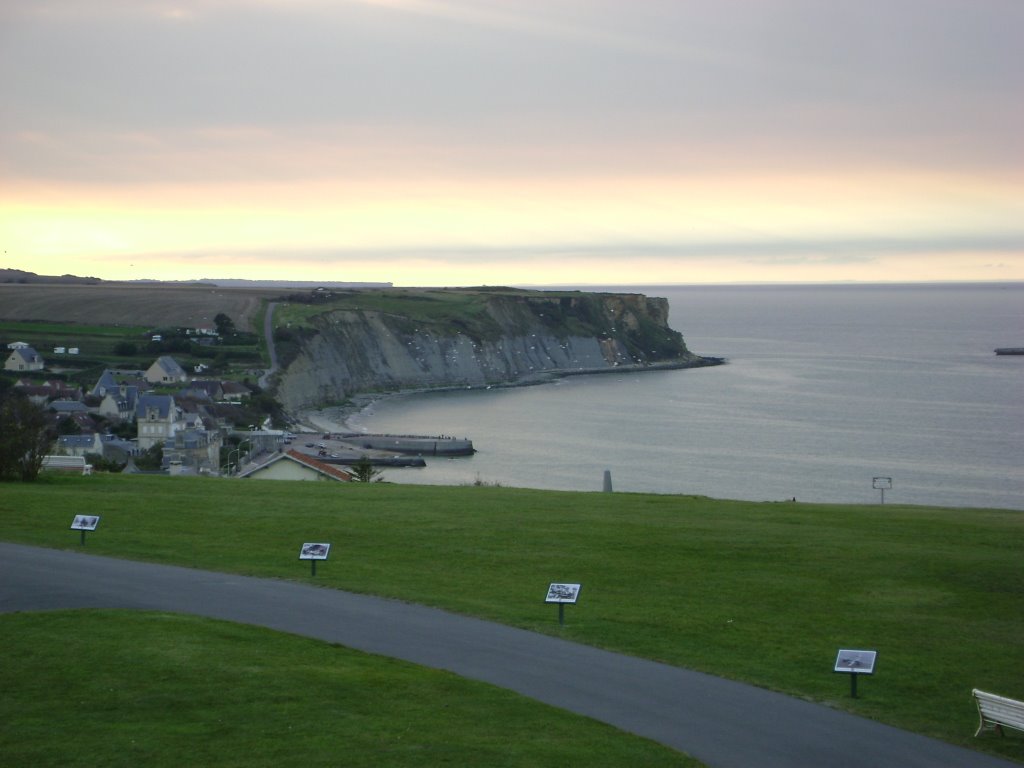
(0, 283, 281, 331)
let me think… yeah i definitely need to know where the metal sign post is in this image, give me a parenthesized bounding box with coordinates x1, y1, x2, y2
(299, 542, 331, 576)
(834, 649, 877, 698)
(545, 583, 581, 625)
(70, 515, 100, 545)
(872, 476, 892, 504)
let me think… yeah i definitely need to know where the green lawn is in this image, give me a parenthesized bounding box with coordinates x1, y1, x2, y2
(0, 611, 695, 768)
(1, 475, 1022, 762)
(272, 288, 499, 339)
(0, 319, 151, 337)
(0, 319, 150, 361)
(0, 318, 264, 386)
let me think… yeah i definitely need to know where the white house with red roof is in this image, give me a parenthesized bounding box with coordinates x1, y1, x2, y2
(237, 450, 353, 482)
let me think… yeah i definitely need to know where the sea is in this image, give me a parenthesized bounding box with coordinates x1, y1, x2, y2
(342, 283, 1024, 510)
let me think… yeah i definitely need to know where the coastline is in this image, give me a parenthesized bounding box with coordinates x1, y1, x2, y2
(296, 355, 725, 435)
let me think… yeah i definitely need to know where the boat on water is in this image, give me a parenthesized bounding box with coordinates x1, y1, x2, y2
(994, 348, 1024, 355)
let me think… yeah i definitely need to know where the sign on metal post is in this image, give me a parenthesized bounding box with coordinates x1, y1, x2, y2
(299, 542, 331, 576)
(872, 476, 892, 504)
(834, 649, 877, 698)
(545, 582, 581, 626)
(70, 514, 100, 545)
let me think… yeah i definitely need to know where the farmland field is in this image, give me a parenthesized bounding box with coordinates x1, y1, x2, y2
(0, 283, 279, 331)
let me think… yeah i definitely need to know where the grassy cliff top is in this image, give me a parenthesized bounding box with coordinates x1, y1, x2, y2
(1, 475, 1022, 762)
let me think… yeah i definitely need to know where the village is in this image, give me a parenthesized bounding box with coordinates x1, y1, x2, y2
(5, 335, 473, 483)
(4, 339, 284, 474)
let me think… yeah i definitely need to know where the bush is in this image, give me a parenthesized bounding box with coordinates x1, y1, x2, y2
(84, 452, 126, 473)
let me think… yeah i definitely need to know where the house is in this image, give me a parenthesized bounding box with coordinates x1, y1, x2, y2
(55, 433, 105, 457)
(238, 450, 353, 482)
(4, 345, 44, 372)
(136, 394, 183, 450)
(179, 379, 224, 401)
(49, 399, 90, 416)
(14, 379, 82, 405)
(101, 434, 138, 462)
(145, 356, 188, 385)
(163, 427, 223, 473)
(220, 381, 251, 402)
(15, 385, 54, 406)
(92, 369, 147, 398)
(98, 384, 140, 423)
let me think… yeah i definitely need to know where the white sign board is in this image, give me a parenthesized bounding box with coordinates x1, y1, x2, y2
(834, 649, 877, 675)
(299, 542, 331, 560)
(70, 515, 100, 531)
(545, 583, 581, 604)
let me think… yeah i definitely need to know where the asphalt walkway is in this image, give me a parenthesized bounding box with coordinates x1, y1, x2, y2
(0, 542, 1015, 768)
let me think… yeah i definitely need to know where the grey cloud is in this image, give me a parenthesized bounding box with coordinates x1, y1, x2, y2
(125, 232, 1023, 269)
(0, 0, 1019, 186)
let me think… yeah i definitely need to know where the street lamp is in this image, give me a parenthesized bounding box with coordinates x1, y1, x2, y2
(226, 438, 252, 475)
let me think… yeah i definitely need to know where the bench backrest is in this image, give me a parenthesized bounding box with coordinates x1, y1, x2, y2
(973, 689, 1024, 732)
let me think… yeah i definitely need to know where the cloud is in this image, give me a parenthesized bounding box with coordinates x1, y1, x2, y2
(1, 0, 1021, 284)
(105, 232, 1024, 268)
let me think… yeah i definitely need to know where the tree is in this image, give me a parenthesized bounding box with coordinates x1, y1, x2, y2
(214, 313, 236, 337)
(56, 416, 82, 436)
(135, 442, 164, 471)
(0, 390, 51, 481)
(84, 452, 126, 474)
(349, 456, 383, 483)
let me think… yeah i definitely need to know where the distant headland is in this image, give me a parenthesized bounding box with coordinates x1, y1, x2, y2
(0, 268, 390, 290)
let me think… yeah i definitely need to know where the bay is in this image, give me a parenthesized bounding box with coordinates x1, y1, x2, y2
(344, 283, 1024, 510)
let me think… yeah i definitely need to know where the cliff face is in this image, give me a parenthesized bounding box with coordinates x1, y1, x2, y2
(275, 291, 704, 411)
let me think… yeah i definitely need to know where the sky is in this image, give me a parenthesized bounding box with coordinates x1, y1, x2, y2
(1, 0, 1022, 286)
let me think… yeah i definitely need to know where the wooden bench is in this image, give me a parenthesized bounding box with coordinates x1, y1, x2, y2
(973, 689, 1024, 737)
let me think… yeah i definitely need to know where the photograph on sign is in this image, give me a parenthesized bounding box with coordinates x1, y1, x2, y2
(70, 515, 100, 531)
(834, 649, 877, 674)
(299, 542, 331, 560)
(545, 583, 581, 604)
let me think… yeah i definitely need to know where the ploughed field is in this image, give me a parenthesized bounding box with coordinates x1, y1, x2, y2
(0, 282, 277, 331)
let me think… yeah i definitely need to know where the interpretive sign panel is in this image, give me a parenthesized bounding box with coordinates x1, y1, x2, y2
(70, 515, 100, 531)
(545, 583, 581, 604)
(834, 649, 877, 675)
(299, 542, 331, 560)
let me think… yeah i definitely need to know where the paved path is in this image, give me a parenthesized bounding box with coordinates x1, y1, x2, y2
(257, 300, 278, 390)
(0, 543, 1014, 768)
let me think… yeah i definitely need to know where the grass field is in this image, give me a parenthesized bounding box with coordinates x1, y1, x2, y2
(0, 611, 696, 768)
(0, 319, 152, 372)
(274, 288, 492, 328)
(1, 475, 1022, 763)
(0, 299, 268, 387)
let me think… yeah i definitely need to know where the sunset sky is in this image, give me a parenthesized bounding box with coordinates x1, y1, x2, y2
(2, 0, 1021, 286)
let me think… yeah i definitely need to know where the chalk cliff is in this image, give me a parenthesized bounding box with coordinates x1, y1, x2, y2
(273, 289, 713, 412)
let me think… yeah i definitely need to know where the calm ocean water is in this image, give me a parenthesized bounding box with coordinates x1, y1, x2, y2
(345, 283, 1024, 510)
